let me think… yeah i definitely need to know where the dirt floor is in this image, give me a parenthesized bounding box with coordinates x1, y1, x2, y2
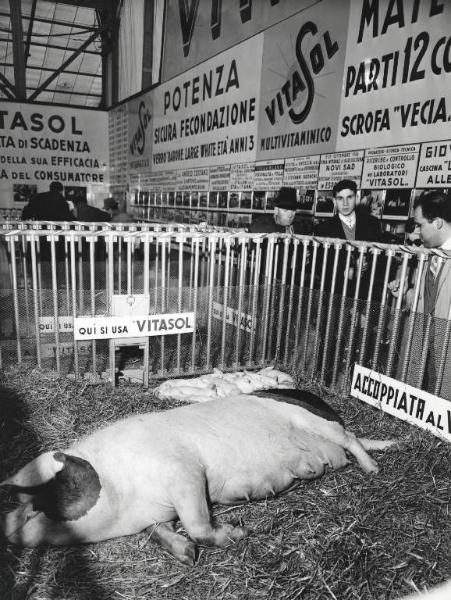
(0, 366, 450, 600)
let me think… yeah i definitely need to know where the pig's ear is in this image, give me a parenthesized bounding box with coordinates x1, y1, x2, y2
(0, 451, 65, 488)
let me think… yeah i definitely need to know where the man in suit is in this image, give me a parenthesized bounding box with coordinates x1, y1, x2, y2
(390, 190, 451, 397)
(21, 181, 73, 222)
(249, 187, 305, 235)
(315, 179, 383, 299)
(315, 179, 381, 242)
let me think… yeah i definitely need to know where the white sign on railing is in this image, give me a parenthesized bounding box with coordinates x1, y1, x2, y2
(74, 313, 195, 341)
(212, 301, 254, 333)
(351, 365, 451, 443)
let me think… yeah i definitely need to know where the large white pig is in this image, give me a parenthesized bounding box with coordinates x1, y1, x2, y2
(1, 389, 393, 565)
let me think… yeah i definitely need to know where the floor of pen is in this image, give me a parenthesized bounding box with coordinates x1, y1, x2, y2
(0, 365, 449, 600)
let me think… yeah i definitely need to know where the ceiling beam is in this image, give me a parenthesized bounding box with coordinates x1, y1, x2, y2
(28, 27, 103, 101)
(0, 63, 101, 78)
(0, 10, 99, 31)
(48, 0, 114, 10)
(24, 0, 38, 65)
(9, 0, 26, 99)
(0, 71, 16, 98)
(0, 84, 16, 100)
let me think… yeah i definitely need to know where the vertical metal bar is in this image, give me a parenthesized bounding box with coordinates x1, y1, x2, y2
(176, 233, 183, 373)
(220, 237, 231, 369)
(234, 236, 246, 367)
(371, 250, 394, 370)
(386, 251, 410, 377)
(274, 237, 290, 361)
(343, 245, 367, 390)
(127, 235, 133, 296)
(30, 235, 42, 367)
(331, 245, 353, 388)
(206, 235, 216, 370)
(143, 233, 150, 388)
(160, 236, 167, 375)
(435, 269, 451, 395)
(191, 238, 200, 371)
(117, 232, 122, 294)
(293, 239, 309, 356)
(301, 241, 318, 374)
(21, 235, 31, 330)
(8, 236, 22, 363)
(70, 235, 79, 379)
(64, 237, 70, 314)
(248, 238, 262, 367)
(400, 252, 427, 382)
(37, 236, 43, 316)
(89, 235, 97, 376)
(261, 237, 275, 365)
(78, 234, 84, 314)
(107, 233, 115, 384)
(319, 242, 342, 382)
(311, 241, 330, 375)
(358, 246, 380, 366)
(282, 238, 299, 366)
(50, 234, 61, 373)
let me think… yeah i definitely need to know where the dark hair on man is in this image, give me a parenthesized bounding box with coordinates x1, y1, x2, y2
(332, 179, 357, 196)
(414, 190, 451, 223)
(50, 181, 64, 192)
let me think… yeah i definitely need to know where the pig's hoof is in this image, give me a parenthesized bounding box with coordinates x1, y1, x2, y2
(178, 541, 196, 566)
(223, 523, 249, 541)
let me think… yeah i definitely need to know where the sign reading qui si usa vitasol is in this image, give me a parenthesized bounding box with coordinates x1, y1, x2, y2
(74, 313, 195, 341)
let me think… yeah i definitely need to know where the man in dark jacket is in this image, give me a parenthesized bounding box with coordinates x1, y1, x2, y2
(72, 197, 111, 222)
(21, 181, 73, 221)
(249, 187, 305, 235)
(315, 179, 381, 242)
(315, 179, 383, 299)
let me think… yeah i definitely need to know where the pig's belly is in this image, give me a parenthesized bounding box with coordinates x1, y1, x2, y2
(206, 431, 334, 505)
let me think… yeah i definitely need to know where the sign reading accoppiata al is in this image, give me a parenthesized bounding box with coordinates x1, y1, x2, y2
(74, 313, 195, 341)
(351, 364, 451, 443)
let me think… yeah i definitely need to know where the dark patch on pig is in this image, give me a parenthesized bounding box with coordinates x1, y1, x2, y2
(253, 388, 344, 426)
(7, 453, 101, 521)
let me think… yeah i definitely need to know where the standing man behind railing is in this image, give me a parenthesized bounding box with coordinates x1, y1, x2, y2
(389, 191, 451, 397)
(315, 179, 383, 299)
(21, 181, 73, 222)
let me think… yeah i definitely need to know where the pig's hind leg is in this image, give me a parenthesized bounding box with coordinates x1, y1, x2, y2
(170, 467, 249, 549)
(147, 521, 196, 566)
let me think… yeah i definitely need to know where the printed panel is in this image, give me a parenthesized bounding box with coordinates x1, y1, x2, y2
(337, 0, 451, 150)
(257, 0, 350, 159)
(153, 36, 262, 171)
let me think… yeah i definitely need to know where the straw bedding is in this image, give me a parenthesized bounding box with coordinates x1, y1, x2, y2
(0, 366, 449, 600)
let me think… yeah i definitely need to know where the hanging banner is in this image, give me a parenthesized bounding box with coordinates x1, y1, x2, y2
(161, 0, 316, 82)
(337, 0, 451, 150)
(127, 89, 153, 175)
(257, 0, 350, 160)
(152, 36, 262, 171)
(361, 144, 420, 189)
(0, 101, 109, 209)
(416, 140, 451, 188)
(351, 365, 451, 443)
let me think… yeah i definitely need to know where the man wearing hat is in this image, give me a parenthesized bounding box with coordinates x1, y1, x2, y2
(103, 197, 134, 223)
(249, 187, 304, 234)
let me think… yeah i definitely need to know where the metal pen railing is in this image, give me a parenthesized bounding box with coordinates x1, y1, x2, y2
(0, 223, 450, 398)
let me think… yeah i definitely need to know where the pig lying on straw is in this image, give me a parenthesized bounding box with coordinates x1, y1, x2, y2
(1, 369, 394, 565)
